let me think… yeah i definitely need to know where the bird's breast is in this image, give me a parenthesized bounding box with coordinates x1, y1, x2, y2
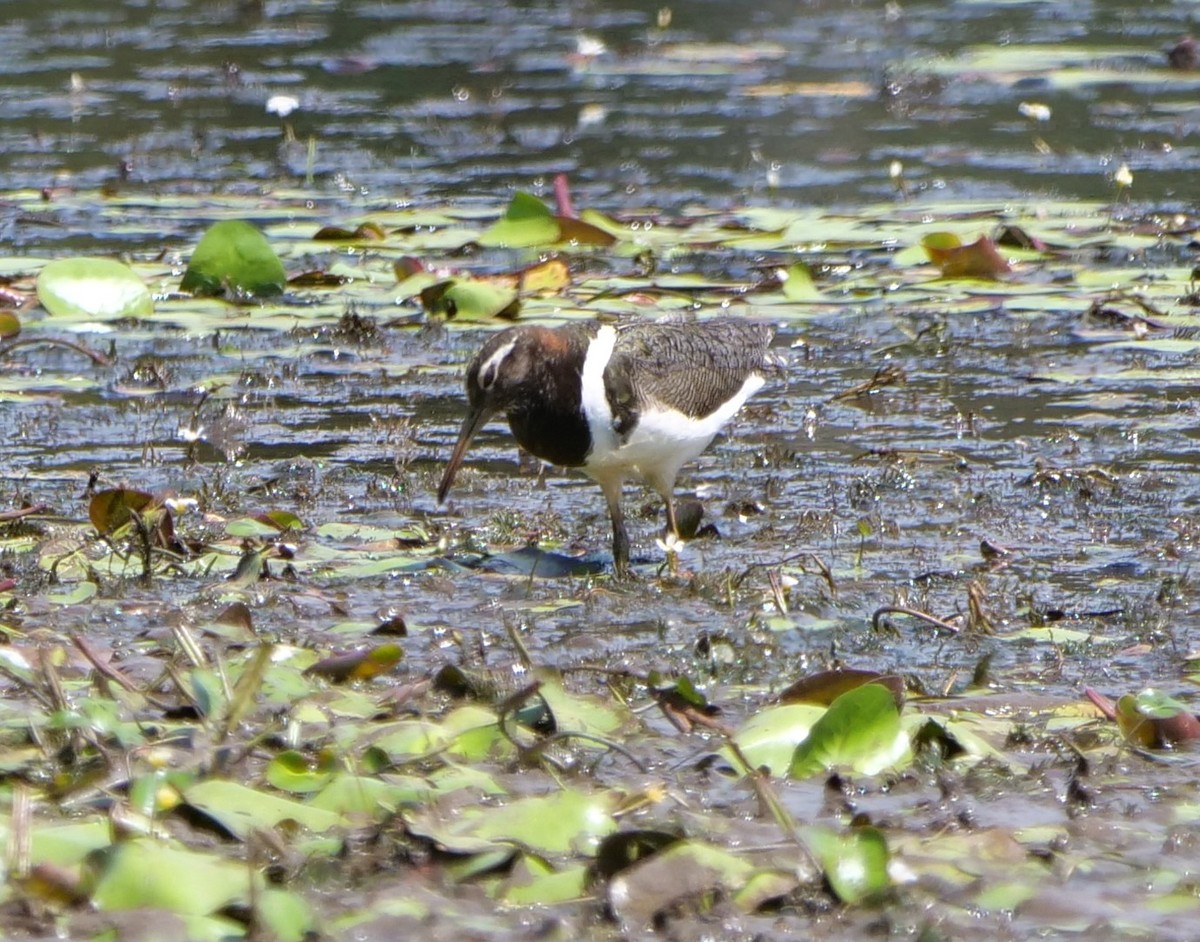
(507, 401, 592, 468)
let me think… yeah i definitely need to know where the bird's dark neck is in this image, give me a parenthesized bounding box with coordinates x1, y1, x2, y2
(506, 327, 594, 468)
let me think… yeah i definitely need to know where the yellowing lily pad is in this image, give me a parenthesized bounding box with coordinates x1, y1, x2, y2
(37, 257, 153, 320)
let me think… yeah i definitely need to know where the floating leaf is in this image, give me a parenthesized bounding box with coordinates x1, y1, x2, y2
(921, 233, 1012, 279)
(532, 668, 628, 740)
(46, 581, 98, 606)
(88, 488, 158, 535)
(37, 257, 153, 320)
(406, 788, 619, 856)
(728, 702, 826, 774)
(266, 750, 337, 793)
(557, 215, 619, 246)
(254, 509, 305, 532)
(778, 669, 905, 708)
(87, 839, 255, 915)
(257, 887, 318, 942)
(779, 262, 823, 301)
(1115, 689, 1200, 748)
(419, 278, 520, 321)
(789, 683, 910, 778)
(518, 257, 571, 293)
(308, 773, 427, 816)
(312, 222, 386, 241)
(31, 821, 112, 868)
(802, 825, 890, 904)
(0, 309, 19, 338)
(496, 855, 590, 906)
(180, 220, 286, 297)
(478, 192, 616, 248)
(477, 192, 562, 248)
(181, 779, 344, 839)
(303, 643, 405, 684)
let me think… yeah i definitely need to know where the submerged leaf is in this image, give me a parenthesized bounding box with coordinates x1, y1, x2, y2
(606, 840, 755, 932)
(476, 545, 601, 576)
(37, 257, 153, 320)
(180, 220, 286, 297)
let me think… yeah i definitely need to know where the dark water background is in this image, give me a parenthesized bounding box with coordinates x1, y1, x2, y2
(4, 0, 1200, 236)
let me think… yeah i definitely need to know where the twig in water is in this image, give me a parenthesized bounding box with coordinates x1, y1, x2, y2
(0, 336, 111, 366)
(871, 605, 961, 635)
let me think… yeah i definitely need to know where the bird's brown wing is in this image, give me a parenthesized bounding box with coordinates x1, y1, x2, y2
(604, 319, 774, 433)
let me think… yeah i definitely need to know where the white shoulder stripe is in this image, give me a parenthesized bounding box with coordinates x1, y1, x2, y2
(580, 325, 618, 457)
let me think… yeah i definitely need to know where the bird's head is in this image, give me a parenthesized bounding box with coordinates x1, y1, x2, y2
(437, 327, 539, 503)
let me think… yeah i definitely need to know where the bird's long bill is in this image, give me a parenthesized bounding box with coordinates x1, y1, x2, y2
(437, 404, 497, 504)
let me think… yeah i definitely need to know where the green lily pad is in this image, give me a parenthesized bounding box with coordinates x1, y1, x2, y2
(30, 821, 112, 867)
(88, 838, 255, 915)
(420, 277, 520, 321)
(37, 257, 153, 320)
(728, 702, 827, 774)
(477, 192, 563, 248)
(789, 683, 910, 778)
(802, 825, 891, 904)
(494, 855, 590, 905)
(308, 773, 428, 816)
(406, 788, 619, 856)
(181, 779, 344, 838)
(257, 887, 317, 942)
(266, 750, 336, 794)
(180, 220, 286, 297)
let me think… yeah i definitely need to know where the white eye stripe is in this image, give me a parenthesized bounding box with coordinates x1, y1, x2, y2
(476, 339, 517, 388)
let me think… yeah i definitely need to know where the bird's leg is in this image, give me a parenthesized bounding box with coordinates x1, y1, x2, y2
(599, 478, 632, 578)
(662, 491, 679, 538)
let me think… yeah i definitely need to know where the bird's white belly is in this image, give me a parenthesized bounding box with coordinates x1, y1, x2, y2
(585, 372, 764, 487)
